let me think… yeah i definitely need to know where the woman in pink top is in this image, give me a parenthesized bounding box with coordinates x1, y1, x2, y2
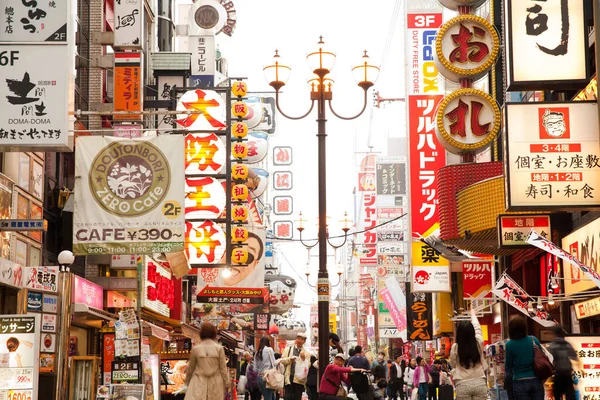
(319, 354, 366, 400)
(413, 357, 432, 400)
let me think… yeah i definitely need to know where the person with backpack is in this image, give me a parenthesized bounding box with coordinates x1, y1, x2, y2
(548, 325, 582, 400)
(246, 358, 262, 400)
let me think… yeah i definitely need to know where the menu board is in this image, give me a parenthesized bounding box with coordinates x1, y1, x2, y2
(566, 336, 600, 397)
(0, 315, 40, 399)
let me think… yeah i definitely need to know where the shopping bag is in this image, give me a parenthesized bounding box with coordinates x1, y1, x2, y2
(238, 375, 248, 393)
(294, 358, 309, 382)
(411, 388, 418, 400)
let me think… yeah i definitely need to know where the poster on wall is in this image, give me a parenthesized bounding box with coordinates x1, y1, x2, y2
(40, 333, 55, 353)
(73, 135, 185, 255)
(0, 314, 40, 399)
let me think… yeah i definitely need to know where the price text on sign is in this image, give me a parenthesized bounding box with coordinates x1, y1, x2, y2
(7, 390, 33, 400)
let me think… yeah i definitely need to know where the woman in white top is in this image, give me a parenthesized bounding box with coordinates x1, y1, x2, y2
(404, 358, 416, 399)
(449, 309, 487, 400)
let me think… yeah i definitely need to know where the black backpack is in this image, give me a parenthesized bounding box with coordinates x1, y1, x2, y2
(350, 372, 371, 394)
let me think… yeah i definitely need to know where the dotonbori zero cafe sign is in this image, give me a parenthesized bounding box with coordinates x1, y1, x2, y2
(504, 102, 600, 209)
(73, 136, 185, 255)
(0, 45, 72, 151)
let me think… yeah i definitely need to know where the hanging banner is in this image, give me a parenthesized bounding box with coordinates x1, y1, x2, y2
(492, 273, 558, 327)
(406, 288, 433, 341)
(462, 260, 493, 299)
(73, 136, 185, 255)
(0, 314, 40, 399)
(529, 230, 600, 291)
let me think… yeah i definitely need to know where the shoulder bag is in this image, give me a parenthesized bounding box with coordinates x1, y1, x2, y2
(326, 376, 347, 398)
(531, 337, 554, 381)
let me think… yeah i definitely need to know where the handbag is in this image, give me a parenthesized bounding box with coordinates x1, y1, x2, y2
(265, 367, 285, 390)
(531, 337, 554, 381)
(326, 376, 347, 398)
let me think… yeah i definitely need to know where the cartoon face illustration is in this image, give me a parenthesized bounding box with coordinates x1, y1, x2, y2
(542, 109, 567, 138)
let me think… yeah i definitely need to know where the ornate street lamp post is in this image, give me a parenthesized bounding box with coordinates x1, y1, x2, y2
(264, 37, 379, 379)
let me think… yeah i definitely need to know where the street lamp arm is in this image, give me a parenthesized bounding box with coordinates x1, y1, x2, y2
(327, 89, 368, 120)
(298, 229, 320, 250)
(275, 90, 316, 120)
(326, 232, 348, 249)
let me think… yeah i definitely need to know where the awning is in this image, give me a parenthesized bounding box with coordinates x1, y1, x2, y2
(181, 323, 201, 342)
(72, 303, 119, 328)
(142, 320, 171, 341)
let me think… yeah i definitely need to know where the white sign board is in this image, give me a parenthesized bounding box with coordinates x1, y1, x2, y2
(0, 45, 72, 151)
(189, 36, 216, 77)
(505, 102, 600, 209)
(564, 336, 600, 398)
(0, 314, 40, 399)
(0, 0, 69, 42)
(114, 0, 143, 49)
(412, 266, 451, 292)
(73, 136, 185, 255)
(505, 0, 587, 89)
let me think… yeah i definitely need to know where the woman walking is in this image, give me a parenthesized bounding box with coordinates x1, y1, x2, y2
(504, 315, 545, 400)
(184, 322, 230, 400)
(449, 309, 488, 400)
(255, 336, 278, 400)
(413, 357, 431, 400)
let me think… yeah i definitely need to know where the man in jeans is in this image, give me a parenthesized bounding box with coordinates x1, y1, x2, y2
(549, 325, 581, 400)
(280, 332, 308, 400)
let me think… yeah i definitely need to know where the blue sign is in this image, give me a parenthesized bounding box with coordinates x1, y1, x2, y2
(27, 291, 43, 312)
(189, 75, 215, 88)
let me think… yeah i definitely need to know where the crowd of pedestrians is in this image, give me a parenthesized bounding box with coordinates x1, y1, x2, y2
(180, 318, 585, 400)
